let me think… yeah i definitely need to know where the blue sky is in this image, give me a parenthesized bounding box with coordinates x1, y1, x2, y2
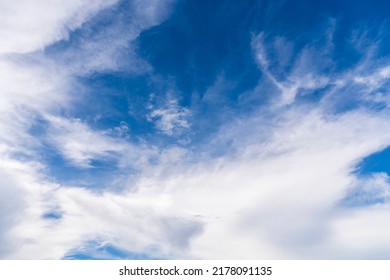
(0, 0, 390, 259)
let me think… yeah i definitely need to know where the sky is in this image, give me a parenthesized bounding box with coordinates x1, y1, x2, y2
(0, 0, 390, 259)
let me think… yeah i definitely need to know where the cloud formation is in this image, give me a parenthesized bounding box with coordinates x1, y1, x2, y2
(0, 0, 390, 260)
(0, 0, 119, 54)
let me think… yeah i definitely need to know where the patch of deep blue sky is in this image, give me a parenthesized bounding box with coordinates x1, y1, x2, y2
(40, 1, 390, 192)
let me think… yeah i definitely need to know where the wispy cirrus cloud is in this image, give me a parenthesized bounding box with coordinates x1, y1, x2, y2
(147, 94, 190, 136)
(44, 115, 130, 168)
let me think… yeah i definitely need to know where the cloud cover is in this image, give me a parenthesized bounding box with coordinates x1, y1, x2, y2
(0, 0, 390, 259)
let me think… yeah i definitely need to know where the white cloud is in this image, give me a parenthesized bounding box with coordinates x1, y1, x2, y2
(51, 0, 176, 75)
(343, 173, 390, 206)
(252, 27, 390, 110)
(1, 3, 390, 260)
(353, 65, 390, 90)
(0, 0, 119, 54)
(0, 156, 57, 258)
(147, 95, 190, 136)
(131, 0, 176, 28)
(0, 57, 71, 161)
(326, 205, 390, 259)
(252, 33, 331, 105)
(43, 116, 128, 168)
(0, 0, 177, 162)
(0, 0, 177, 259)
(6, 104, 390, 259)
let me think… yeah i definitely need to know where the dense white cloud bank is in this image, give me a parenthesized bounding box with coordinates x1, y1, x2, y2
(0, 0, 119, 54)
